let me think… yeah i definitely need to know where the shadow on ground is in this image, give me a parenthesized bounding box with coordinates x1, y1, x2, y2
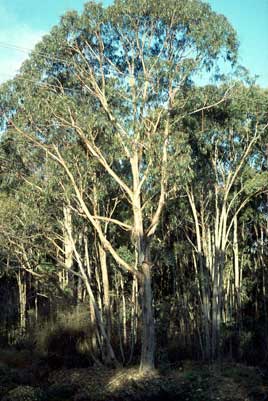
(0, 348, 267, 401)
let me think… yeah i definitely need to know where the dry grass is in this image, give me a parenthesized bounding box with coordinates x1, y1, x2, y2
(34, 306, 92, 356)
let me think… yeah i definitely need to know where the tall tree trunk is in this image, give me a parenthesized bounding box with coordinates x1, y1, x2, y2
(17, 268, 27, 335)
(98, 243, 111, 345)
(128, 276, 138, 364)
(83, 230, 99, 355)
(120, 273, 127, 348)
(187, 189, 211, 359)
(139, 249, 155, 372)
(211, 249, 224, 359)
(233, 214, 241, 321)
(59, 205, 73, 289)
(116, 273, 125, 363)
(131, 152, 156, 371)
(199, 255, 211, 360)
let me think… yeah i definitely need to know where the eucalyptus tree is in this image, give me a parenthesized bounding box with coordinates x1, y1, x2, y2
(0, 130, 79, 336)
(0, 183, 48, 334)
(1, 0, 238, 370)
(184, 84, 268, 359)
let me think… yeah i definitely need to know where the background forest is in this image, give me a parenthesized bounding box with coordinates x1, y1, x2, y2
(0, 0, 268, 400)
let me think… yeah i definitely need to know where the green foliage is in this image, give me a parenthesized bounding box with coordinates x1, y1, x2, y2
(244, 172, 268, 195)
(116, 246, 135, 266)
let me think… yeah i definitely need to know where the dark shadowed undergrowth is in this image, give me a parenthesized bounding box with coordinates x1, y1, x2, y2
(0, 346, 267, 401)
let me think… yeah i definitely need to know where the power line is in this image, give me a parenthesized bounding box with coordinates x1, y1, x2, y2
(0, 40, 166, 80)
(0, 41, 104, 94)
(0, 48, 137, 96)
(0, 40, 192, 98)
(0, 73, 84, 95)
(0, 41, 72, 65)
(0, 42, 34, 54)
(0, 41, 138, 91)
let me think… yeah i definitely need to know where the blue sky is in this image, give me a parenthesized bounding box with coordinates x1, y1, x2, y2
(0, 0, 267, 87)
